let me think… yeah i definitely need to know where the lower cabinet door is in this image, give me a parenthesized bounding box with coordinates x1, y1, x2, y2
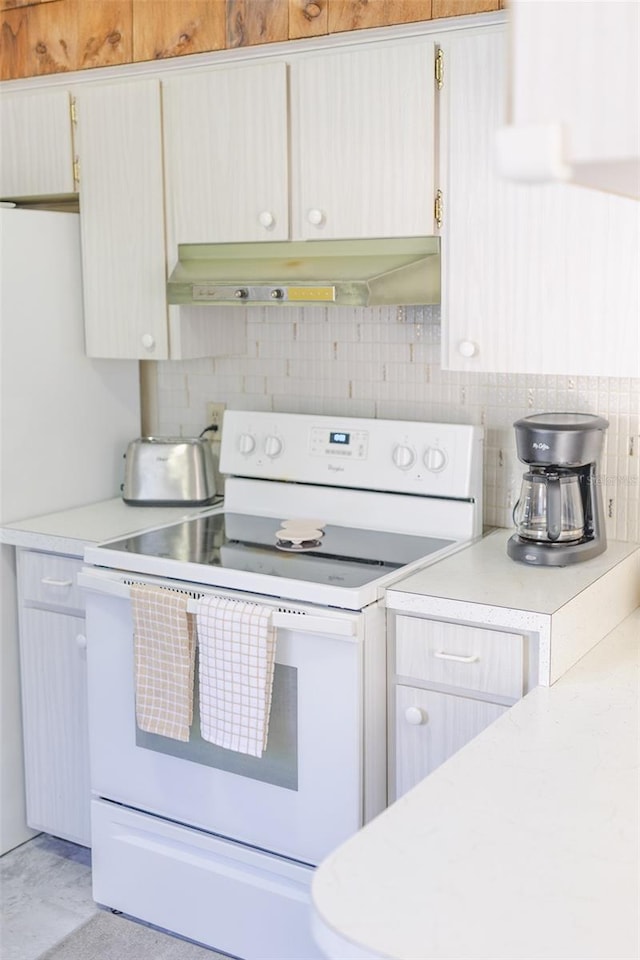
(19, 608, 91, 845)
(394, 685, 508, 800)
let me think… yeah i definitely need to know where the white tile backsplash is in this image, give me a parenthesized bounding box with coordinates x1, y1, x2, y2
(152, 305, 640, 543)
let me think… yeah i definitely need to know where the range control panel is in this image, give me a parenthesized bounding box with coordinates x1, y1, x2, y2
(220, 411, 484, 501)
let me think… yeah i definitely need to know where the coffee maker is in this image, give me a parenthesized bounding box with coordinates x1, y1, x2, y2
(507, 412, 609, 566)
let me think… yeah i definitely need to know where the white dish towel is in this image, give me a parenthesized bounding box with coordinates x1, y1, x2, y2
(196, 596, 276, 758)
(131, 584, 195, 742)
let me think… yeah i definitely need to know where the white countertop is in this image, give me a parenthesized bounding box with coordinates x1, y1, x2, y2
(312, 608, 640, 960)
(387, 529, 640, 685)
(0, 498, 219, 556)
(388, 528, 639, 616)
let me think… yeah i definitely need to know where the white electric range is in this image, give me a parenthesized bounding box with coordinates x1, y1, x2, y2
(79, 410, 483, 960)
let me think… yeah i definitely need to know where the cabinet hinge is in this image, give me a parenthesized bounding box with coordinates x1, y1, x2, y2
(434, 189, 443, 230)
(70, 96, 78, 126)
(73, 157, 80, 189)
(435, 48, 444, 90)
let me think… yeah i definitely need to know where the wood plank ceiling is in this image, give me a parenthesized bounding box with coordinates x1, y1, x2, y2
(0, 0, 504, 80)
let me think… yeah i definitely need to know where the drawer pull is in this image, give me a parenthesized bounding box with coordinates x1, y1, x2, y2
(433, 650, 480, 664)
(41, 577, 73, 588)
(76, 634, 87, 650)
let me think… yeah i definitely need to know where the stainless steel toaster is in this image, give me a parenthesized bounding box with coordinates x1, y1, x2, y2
(122, 437, 217, 506)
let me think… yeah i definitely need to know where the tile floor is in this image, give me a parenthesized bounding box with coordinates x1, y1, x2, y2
(1, 834, 98, 960)
(0, 834, 227, 960)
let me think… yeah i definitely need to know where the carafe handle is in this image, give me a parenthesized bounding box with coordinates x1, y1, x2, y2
(547, 474, 562, 542)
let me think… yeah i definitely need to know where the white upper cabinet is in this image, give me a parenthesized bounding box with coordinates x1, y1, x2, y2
(0, 89, 75, 199)
(290, 42, 436, 240)
(162, 40, 437, 250)
(162, 61, 289, 250)
(74, 79, 169, 359)
(496, 1, 640, 200)
(74, 78, 247, 361)
(440, 27, 640, 377)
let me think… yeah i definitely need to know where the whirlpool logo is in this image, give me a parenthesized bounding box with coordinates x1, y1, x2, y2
(328, 464, 345, 472)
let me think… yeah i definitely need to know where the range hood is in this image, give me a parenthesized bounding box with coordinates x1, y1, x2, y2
(167, 237, 440, 307)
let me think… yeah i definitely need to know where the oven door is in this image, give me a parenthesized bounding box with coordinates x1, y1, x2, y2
(79, 568, 367, 867)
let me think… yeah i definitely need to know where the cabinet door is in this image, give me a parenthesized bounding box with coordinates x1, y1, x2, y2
(163, 61, 289, 248)
(440, 28, 640, 377)
(291, 41, 436, 240)
(19, 608, 91, 846)
(502, 1, 639, 199)
(74, 79, 169, 359)
(394, 685, 507, 800)
(0, 90, 75, 198)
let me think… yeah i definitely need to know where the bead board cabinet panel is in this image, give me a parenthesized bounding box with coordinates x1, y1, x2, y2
(395, 617, 524, 701)
(395, 685, 507, 798)
(162, 61, 289, 247)
(16, 549, 91, 846)
(290, 41, 436, 239)
(73, 79, 169, 360)
(391, 615, 524, 799)
(440, 28, 640, 377)
(0, 88, 75, 197)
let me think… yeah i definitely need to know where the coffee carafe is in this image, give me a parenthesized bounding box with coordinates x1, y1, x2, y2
(507, 413, 609, 566)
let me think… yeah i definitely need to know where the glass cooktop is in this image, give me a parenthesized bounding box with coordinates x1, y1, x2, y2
(99, 512, 454, 589)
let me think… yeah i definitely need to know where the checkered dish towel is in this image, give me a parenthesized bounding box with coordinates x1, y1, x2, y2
(196, 596, 276, 758)
(131, 584, 196, 742)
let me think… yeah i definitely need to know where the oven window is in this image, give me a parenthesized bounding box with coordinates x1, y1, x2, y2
(136, 663, 298, 791)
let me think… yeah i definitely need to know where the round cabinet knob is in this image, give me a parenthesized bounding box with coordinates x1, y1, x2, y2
(307, 208, 325, 226)
(238, 433, 256, 455)
(234, 288, 249, 299)
(458, 340, 478, 358)
(76, 634, 87, 650)
(141, 333, 155, 351)
(392, 444, 416, 470)
(264, 435, 283, 458)
(258, 210, 275, 229)
(405, 706, 427, 726)
(424, 446, 447, 472)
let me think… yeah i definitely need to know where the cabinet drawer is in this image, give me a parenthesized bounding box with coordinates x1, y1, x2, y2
(395, 616, 523, 700)
(18, 551, 84, 613)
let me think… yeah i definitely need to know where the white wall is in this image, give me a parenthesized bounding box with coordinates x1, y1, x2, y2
(151, 305, 640, 543)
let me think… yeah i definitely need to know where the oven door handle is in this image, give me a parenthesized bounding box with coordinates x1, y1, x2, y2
(185, 601, 359, 639)
(271, 611, 358, 638)
(78, 570, 360, 639)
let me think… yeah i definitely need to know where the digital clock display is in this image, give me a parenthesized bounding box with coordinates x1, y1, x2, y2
(329, 431, 350, 445)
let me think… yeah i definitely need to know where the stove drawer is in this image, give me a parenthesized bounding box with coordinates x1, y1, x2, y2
(18, 550, 84, 614)
(91, 798, 320, 960)
(395, 616, 524, 700)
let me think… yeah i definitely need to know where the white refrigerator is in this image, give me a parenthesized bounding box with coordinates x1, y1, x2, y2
(0, 206, 141, 853)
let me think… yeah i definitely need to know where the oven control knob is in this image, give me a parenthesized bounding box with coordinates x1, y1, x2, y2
(392, 444, 416, 470)
(264, 435, 283, 458)
(238, 433, 256, 455)
(405, 707, 427, 725)
(424, 446, 447, 472)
